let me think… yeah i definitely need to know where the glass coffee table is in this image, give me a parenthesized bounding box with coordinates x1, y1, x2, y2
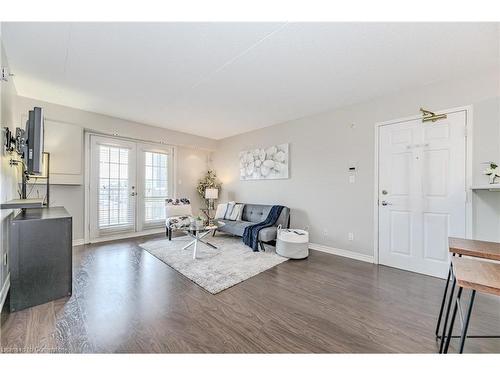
(182, 221, 225, 259)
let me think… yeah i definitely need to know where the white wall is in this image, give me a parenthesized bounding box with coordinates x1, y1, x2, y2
(213, 69, 500, 257)
(1, 27, 20, 306)
(12, 96, 215, 242)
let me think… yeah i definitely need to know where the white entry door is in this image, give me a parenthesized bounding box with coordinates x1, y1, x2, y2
(378, 110, 467, 278)
(89, 135, 173, 240)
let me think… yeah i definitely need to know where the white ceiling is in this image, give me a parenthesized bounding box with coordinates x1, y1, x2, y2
(3, 22, 499, 139)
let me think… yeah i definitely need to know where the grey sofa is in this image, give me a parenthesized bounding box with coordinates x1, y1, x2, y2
(214, 203, 290, 251)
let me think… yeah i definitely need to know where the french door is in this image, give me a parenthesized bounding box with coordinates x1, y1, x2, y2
(89, 135, 173, 240)
(378, 110, 467, 278)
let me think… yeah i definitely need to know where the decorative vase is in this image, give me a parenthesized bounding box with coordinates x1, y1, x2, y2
(194, 218, 204, 229)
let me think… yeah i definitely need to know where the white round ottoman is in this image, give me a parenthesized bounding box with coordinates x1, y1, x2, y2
(276, 227, 309, 259)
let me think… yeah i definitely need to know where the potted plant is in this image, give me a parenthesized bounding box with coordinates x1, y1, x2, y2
(483, 162, 500, 184)
(197, 170, 222, 208)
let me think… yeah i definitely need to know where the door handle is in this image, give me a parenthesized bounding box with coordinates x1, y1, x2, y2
(131, 192, 137, 196)
(381, 201, 392, 206)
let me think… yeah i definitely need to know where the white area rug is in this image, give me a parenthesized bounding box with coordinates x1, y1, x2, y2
(139, 234, 288, 294)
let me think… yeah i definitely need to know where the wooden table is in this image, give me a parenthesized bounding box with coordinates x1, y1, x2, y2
(436, 237, 500, 353)
(449, 237, 500, 261)
(452, 257, 500, 297)
(443, 257, 500, 353)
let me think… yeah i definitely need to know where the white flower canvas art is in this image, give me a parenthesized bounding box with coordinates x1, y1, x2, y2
(239, 144, 289, 180)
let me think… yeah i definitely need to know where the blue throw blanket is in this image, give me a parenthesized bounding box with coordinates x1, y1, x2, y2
(243, 205, 284, 252)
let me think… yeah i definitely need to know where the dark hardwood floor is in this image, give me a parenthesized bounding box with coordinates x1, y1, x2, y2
(1, 233, 499, 353)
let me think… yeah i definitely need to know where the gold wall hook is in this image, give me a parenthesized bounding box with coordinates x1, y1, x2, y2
(420, 107, 447, 123)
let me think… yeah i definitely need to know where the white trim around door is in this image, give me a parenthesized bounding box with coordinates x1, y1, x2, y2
(373, 105, 473, 275)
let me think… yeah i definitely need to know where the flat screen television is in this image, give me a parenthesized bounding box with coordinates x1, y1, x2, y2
(26, 107, 44, 175)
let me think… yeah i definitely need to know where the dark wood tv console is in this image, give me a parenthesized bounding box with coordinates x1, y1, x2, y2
(9, 206, 72, 312)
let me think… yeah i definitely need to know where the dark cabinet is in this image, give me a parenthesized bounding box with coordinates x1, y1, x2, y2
(9, 206, 72, 312)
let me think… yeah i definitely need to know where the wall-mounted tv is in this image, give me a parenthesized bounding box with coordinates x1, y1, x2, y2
(26, 107, 44, 175)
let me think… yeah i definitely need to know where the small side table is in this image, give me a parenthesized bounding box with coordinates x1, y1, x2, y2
(276, 227, 309, 259)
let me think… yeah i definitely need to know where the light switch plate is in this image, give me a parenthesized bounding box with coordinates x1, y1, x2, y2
(349, 175, 355, 184)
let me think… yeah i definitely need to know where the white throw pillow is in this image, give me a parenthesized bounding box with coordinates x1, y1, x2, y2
(236, 204, 244, 221)
(228, 204, 244, 221)
(224, 201, 236, 220)
(214, 203, 228, 219)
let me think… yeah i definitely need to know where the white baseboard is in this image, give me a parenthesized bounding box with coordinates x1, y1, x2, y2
(309, 243, 374, 263)
(73, 239, 85, 246)
(86, 228, 165, 245)
(0, 275, 10, 314)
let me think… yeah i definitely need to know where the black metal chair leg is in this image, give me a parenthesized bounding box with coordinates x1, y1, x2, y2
(436, 261, 453, 337)
(212, 229, 216, 237)
(168, 228, 172, 241)
(439, 275, 457, 353)
(166, 226, 169, 237)
(443, 287, 463, 354)
(458, 290, 476, 354)
(259, 241, 266, 251)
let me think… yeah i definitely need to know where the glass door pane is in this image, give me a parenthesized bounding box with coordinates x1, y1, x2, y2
(90, 136, 136, 239)
(142, 151, 170, 228)
(98, 145, 132, 229)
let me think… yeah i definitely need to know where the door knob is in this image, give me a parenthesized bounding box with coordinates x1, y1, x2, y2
(381, 201, 392, 206)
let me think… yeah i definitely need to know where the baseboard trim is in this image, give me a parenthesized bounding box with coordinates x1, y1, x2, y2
(0, 275, 10, 314)
(309, 243, 374, 263)
(73, 239, 85, 246)
(87, 228, 165, 245)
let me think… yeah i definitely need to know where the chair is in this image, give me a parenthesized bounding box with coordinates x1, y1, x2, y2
(165, 198, 193, 240)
